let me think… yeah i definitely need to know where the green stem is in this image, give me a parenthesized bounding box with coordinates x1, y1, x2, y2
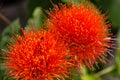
(94, 65, 116, 77)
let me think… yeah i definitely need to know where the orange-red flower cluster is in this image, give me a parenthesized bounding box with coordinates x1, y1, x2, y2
(46, 3, 111, 69)
(6, 29, 72, 80)
(5, 2, 111, 80)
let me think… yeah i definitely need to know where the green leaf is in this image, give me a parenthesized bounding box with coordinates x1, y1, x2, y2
(0, 19, 20, 80)
(0, 64, 15, 80)
(33, 7, 44, 28)
(71, 69, 80, 80)
(0, 19, 20, 52)
(81, 75, 101, 80)
(25, 7, 46, 30)
(115, 30, 120, 75)
(81, 67, 101, 80)
(2, 19, 20, 35)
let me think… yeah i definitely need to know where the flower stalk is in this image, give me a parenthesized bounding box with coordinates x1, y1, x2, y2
(95, 65, 116, 77)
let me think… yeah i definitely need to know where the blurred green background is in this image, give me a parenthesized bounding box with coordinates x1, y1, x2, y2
(0, 0, 120, 80)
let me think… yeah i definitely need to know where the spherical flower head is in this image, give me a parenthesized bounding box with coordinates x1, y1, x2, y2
(5, 28, 72, 80)
(46, 3, 111, 69)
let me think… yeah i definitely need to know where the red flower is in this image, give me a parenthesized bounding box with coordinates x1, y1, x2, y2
(46, 3, 111, 69)
(6, 29, 72, 80)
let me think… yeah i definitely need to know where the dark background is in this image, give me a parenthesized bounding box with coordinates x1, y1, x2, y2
(0, 0, 28, 34)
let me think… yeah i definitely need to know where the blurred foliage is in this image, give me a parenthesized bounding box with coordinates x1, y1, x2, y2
(0, 19, 20, 80)
(62, 0, 81, 3)
(0, 0, 120, 80)
(116, 30, 120, 75)
(109, 0, 120, 31)
(81, 67, 101, 80)
(25, 7, 46, 30)
(0, 19, 20, 53)
(28, 0, 62, 17)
